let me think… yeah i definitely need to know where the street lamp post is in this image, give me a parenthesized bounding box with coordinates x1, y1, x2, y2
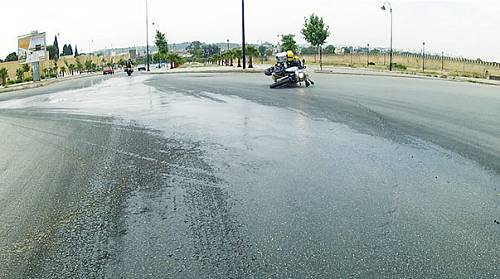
(146, 0, 150, 71)
(367, 43, 370, 67)
(381, 2, 393, 71)
(227, 39, 230, 51)
(422, 42, 426, 72)
(242, 0, 246, 70)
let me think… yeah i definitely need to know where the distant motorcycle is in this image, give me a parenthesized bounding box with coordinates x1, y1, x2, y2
(265, 52, 314, 89)
(125, 66, 134, 76)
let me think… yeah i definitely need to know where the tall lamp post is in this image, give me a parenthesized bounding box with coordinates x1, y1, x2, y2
(381, 2, 393, 71)
(367, 43, 370, 67)
(146, 0, 150, 71)
(241, 0, 246, 70)
(422, 42, 426, 72)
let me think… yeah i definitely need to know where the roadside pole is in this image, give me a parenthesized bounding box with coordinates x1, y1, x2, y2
(242, 0, 247, 70)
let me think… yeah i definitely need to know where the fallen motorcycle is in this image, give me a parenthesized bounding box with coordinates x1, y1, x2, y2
(265, 52, 314, 89)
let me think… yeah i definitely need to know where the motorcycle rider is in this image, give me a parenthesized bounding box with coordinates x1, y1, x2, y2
(286, 50, 303, 68)
(126, 59, 133, 68)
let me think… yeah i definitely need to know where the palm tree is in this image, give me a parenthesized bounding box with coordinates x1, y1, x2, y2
(246, 45, 259, 68)
(68, 64, 76, 75)
(233, 48, 242, 68)
(226, 49, 235, 66)
(0, 68, 8, 86)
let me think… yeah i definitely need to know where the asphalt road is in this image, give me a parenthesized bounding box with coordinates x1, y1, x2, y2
(0, 72, 498, 278)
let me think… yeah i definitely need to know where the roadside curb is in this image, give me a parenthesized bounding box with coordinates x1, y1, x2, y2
(142, 68, 264, 75)
(0, 73, 102, 94)
(314, 69, 500, 87)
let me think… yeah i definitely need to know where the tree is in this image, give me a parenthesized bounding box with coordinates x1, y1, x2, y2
(186, 41, 203, 59)
(16, 68, 25, 82)
(324, 45, 336, 54)
(233, 48, 242, 67)
(246, 45, 259, 68)
(5, 52, 18, 62)
(75, 57, 83, 73)
(68, 64, 76, 75)
(60, 66, 66, 77)
(84, 59, 93, 72)
(52, 60, 59, 78)
(53, 36, 60, 60)
(74, 45, 79, 57)
(22, 64, 30, 73)
(62, 44, 73, 56)
(258, 45, 267, 63)
(155, 31, 169, 56)
(47, 45, 57, 60)
(0, 68, 8, 86)
(281, 34, 298, 53)
(203, 44, 220, 58)
(301, 14, 330, 69)
(166, 52, 184, 69)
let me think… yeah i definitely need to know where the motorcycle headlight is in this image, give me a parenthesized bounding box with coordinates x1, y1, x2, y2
(298, 72, 305, 80)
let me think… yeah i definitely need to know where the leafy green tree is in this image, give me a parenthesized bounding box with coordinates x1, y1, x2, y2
(52, 60, 59, 78)
(0, 68, 8, 86)
(324, 45, 336, 54)
(246, 45, 259, 68)
(5, 52, 18, 62)
(16, 68, 25, 82)
(203, 44, 220, 58)
(281, 34, 298, 53)
(60, 66, 66, 77)
(22, 64, 30, 73)
(186, 41, 203, 59)
(155, 31, 169, 56)
(301, 14, 330, 69)
(258, 45, 268, 63)
(75, 58, 83, 73)
(233, 48, 242, 67)
(84, 60, 93, 72)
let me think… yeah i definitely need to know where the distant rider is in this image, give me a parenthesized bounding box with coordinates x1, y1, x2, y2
(126, 59, 133, 68)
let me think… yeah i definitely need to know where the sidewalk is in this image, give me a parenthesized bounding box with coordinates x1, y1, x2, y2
(0, 72, 102, 94)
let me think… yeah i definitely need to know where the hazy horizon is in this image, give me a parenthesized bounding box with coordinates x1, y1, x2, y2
(1, 0, 499, 62)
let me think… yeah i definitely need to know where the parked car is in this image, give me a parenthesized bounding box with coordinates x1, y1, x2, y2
(103, 67, 114, 75)
(137, 64, 147, 71)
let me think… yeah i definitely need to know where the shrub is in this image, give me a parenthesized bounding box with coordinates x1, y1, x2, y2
(7, 80, 17, 85)
(24, 76, 33, 82)
(368, 62, 375, 66)
(392, 63, 407, 70)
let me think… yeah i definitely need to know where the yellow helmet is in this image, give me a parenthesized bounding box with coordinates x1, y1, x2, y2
(287, 50, 294, 61)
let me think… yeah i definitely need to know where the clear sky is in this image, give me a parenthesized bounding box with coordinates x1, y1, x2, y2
(1, 0, 499, 61)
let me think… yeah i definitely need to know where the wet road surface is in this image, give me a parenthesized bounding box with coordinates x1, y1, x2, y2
(0, 73, 499, 278)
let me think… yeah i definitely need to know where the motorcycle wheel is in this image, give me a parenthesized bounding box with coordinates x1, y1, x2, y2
(127, 71, 132, 76)
(270, 77, 291, 89)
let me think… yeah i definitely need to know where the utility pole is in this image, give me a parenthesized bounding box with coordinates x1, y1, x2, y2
(146, 0, 150, 71)
(422, 42, 425, 72)
(242, 0, 246, 70)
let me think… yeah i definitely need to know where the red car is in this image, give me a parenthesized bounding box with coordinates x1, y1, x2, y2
(103, 67, 114, 75)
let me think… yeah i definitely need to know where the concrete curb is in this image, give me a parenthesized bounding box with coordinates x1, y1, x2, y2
(142, 68, 264, 75)
(0, 73, 102, 94)
(315, 69, 500, 87)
